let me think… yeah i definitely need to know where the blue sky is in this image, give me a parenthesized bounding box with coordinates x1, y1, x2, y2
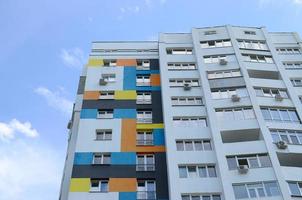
(0, 0, 301, 199)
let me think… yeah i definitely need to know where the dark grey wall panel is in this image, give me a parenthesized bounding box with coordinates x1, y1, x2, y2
(77, 76, 86, 95)
(209, 77, 246, 89)
(82, 100, 137, 109)
(150, 59, 159, 70)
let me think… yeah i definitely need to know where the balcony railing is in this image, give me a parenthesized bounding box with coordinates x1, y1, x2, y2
(136, 164, 155, 171)
(136, 140, 154, 146)
(137, 118, 152, 123)
(137, 191, 156, 200)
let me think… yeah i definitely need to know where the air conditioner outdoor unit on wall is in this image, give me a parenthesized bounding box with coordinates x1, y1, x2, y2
(219, 58, 228, 65)
(231, 94, 240, 102)
(276, 140, 288, 149)
(99, 78, 107, 85)
(237, 165, 249, 174)
(183, 83, 192, 91)
(275, 94, 283, 101)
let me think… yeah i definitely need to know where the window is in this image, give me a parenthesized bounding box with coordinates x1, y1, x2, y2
(291, 78, 302, 87)
(103, 59, 117, 67)
(226, 154, 271, 170)
(178, 165, 217, 178)
(99, 91, 114, 99)
(136, 75, 150, 86)
(211, 87, 248, 99)
(102, 74, 116, 82)
(182, 195, 221, 200)
(176, 140, 212, 151)
(96, 129, 112, 140)
(237, 40, 268, 51)
(270, 129, 302, 145)
(137, 130, 153, 145)
(137, 110, 152, 123)
(216, 108, 255, 121)
(242, 54, 274, 63)
(171, 97, 203, 106)
(254, 88, 288, 98)
(169, 79, 200, 87)
(244, 31, 256, 35)
(283, 62, 302, 69)
(97, 110, 113, 119)
(167, 63, 197, 70)
(93, 153, 111, 165)
(204, 30, 217, 35)
(261, 108, 300, 123)
(288, 182, 302, 197)
(137, 180, 156, 200)
(136, 154, 155, 171)
(137, 60, 150, 70)
(137, 92, 152, 104)
(208, 69, 242, 79)
(90, 179, 109, 192)
(173, 117, 207, 127)
(233, 181, 280, 199)
(203, 55, 228, 64)
(200, 39, 232, 48)
(166, 48, 193, 55)
(276, 47, 301, 54)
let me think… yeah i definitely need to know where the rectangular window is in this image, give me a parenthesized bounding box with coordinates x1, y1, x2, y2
(90, 179, 109, 192)
(226, 154, 271, 170)
(178, 165, 217, 178)
(136, 75, 151, 86)
(136, 154, 155, 171)
(96, 129, 112, 141)
(137, 60, 150, 70)
(169, 79, 200, 87)
(102, 74, 116, 82)
(207, 70, 242, 80)
(137, 180, 156, 200)
(204, 30, 217, 35)
(136, 130, 153, 145)
(93, 153, 111, 165)
(103, 59, 117, 67)
(200, 39, 232, 48)
(211, 87, 248, 99)
(288, 182, 302, 197)
(291, 79, 302, 87)
(137, 92, 152, 104)
(176, 140, 212, 151)
(270, 129, 302, 145)
(244, 30, 256, 35)
(137, 110, 152, 123)
(242, 54, 274, 63)
(283, 62, 302, 69)
(99, 91, 114, 99)
(276, 47, 301, 54)
(261, 108, 300, 123)
(167, 63, 197, 70)
(171, 96, 203, 106)
(97, 110, 113, 119)
(237, 40, 268, 50)
(216, 108, 255, 121)
(233, 181, 280, 199)
(166, 48, 193, 55)
(254, 88, 288, 98)
(173, 117, 207, 127)
(203, 55, 228, 64)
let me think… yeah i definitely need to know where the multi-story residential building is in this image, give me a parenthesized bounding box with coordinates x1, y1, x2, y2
(59, 25, 302, 200)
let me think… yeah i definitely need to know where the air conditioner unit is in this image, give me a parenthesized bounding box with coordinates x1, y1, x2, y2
(237, 165, 249, 174)
(275, 94, 283, 101)
(276, 140, 288, 149)
(67, 120, 72, 129)
(99, 78, 107, 85)
(183, 83, 192, 91)
(231, 94, 240, 102)
(219, 58, 228, 65)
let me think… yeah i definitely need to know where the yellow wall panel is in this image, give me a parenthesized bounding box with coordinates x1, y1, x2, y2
(115, 90, 137, 100)
(87, 58, 104, 67)
(69, 178, 90, 192)
(136, 123, 164, 129)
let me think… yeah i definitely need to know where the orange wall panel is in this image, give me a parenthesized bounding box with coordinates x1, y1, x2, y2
(150, 74, 161, 86)
(121, 119, 137, 151)
(116, 59, 137, 66)
(109, 178, 136, 192)
(136, 146, 166, 153)
(83, 91, 99, 100)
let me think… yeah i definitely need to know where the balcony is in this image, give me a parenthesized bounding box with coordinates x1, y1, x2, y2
(137, 191, 156, 200)
(136, 164, 155, 171)
(136, 139, 154, 146)
(137, 118, 152, 124)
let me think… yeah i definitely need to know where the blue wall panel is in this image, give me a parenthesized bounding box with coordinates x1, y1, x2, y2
(114, 109, 136, 119)
(153, 129, 165, 145)
(136, 86, 161, 91)
(80, 109, 97, 119)
(74, 152, 93, 165)
(123, 67, 136, 90)
(136, 70, 160, 75)
(119, 192, 137, 200)
(111, 152, 136, 165)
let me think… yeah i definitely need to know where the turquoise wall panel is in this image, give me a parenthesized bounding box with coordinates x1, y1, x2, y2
(111, 152, 136, 165)
(80, 109, 97, 119)
(153, 129, 165, 145)
(123, 67, 136, 90)
(114, 109, 136, 119)
(119, 192, 137, 200)
(74, 152, 93, 165)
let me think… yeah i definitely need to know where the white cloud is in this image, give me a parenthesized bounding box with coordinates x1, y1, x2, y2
(0, 119, 39, 141)
(258, 0, 302, 7)
(160, 0, 167, 5)
(60, 47, 85, 69)
(294, 0, 302, 4)
(0, 140, 63, 200)
(35, 86, 73, 116)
